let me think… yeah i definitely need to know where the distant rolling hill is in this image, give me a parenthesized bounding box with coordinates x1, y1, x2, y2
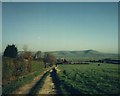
(50, 50, 118, 60)
(17, 50, 118, 61)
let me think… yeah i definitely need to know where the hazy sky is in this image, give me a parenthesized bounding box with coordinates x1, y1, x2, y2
(2, 2, 118, 53)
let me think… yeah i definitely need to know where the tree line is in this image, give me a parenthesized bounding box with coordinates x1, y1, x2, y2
(2, 44, 56, 84)
(3, 44, 56, 67)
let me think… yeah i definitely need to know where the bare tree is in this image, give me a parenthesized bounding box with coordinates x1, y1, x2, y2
(43, 52, 56, 68)
(23, 45, 28, 52)
(22, 45, 32, 73)
(34, 51, 42, 60)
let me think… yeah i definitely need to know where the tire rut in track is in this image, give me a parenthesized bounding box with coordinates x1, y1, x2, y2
(12, 67, 60, 95)
(37, 73, 56, 94)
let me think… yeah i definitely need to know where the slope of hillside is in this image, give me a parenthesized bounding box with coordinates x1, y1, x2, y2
(50, 50, 118, 60)
(17, 50, 118, 60)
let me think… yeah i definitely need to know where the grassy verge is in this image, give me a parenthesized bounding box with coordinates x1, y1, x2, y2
(2, 70, 44, 94)
(31, 60, 44, 72)
(2, 60, 45, 94)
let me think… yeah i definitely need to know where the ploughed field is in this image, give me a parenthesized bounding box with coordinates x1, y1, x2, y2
(57, 63, 120, 95)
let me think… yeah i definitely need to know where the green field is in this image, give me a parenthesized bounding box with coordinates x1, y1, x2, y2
(57, 63, 120, 95)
